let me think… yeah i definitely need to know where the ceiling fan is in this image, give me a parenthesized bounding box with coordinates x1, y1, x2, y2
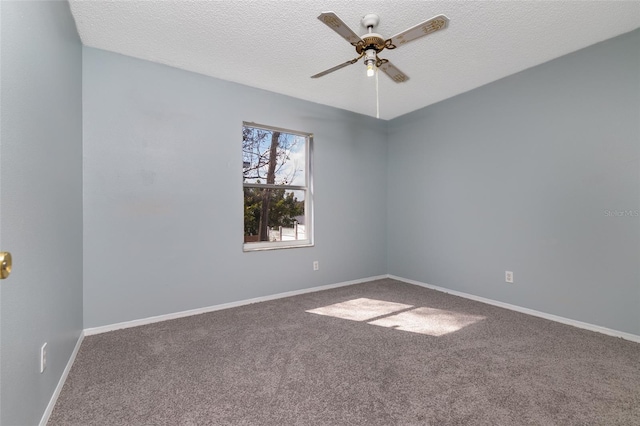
(311, 12, 449, 82)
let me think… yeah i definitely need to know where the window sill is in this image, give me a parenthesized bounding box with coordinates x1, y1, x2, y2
(243, 240, 314, 252)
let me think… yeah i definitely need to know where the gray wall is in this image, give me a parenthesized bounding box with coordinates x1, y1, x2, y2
(82, 47, 388, 328)
(0, 1, 83, 425)
(387, 29, 640, 335)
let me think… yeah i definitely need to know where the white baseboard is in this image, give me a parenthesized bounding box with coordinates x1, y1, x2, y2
(389, 274, 640, 344)
(84, 275, 389, 336)
(39, 330, 85, 426)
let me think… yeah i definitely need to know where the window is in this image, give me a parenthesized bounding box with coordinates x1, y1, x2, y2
(242, 122, 313, 251)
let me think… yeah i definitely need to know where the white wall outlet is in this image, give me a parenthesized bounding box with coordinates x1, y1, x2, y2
(40, 342, 47, 373)
(313, 261, 319, 271)
(505, 271, 514, 283)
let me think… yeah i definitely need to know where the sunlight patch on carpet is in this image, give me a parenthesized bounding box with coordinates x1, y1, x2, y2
(368, 307, 485, 336)
(306, 298, 413, 321)
(307, 299, 485, 336)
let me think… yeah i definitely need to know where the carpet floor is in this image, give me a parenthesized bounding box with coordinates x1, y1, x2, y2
(49, 279, 640, 425)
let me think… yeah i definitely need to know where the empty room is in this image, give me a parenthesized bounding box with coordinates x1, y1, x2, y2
(1, 1, 639, 425)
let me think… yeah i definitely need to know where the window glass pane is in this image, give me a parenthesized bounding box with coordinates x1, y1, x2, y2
(242, 123, 312, 251)
(242, 127, 306, 186)
(244, 189, 306, 243)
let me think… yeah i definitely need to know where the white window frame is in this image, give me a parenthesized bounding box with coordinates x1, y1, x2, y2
(242, 122, 314, 252)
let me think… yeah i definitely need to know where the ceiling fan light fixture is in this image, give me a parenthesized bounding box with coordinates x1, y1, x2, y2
(365, 49, 377, 77)
(366, 60, 375, 77)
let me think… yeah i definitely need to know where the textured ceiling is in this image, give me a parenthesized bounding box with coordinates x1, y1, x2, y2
(69, 1, 640, 120)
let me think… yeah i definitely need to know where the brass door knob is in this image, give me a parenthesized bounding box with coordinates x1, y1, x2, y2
(0, 252, 12, 279)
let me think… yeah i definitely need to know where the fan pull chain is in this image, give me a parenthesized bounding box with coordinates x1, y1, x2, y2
(375, 67, 380, 119)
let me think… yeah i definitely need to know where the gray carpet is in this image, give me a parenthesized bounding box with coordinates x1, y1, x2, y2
(49, 279, 640, 425)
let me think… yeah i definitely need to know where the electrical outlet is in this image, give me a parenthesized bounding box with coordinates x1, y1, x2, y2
(40, 343, 47, 373)
(313, 261, 319, 271)
(505, 271, 514, 283)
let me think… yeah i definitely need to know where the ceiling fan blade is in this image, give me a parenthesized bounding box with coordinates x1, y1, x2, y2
(317, 12, 363, 46)
(379, 61, 410, 83)
(387, 15, 449, 48)
(311, 55, 362, 79)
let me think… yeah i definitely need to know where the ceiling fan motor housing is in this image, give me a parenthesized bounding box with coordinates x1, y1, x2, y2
(356, 33, 387, 54)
